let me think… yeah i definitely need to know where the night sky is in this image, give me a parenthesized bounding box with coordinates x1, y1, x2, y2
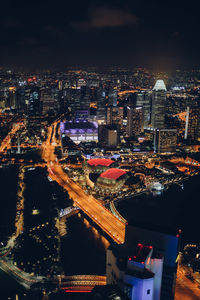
(0, 0, 199, 70)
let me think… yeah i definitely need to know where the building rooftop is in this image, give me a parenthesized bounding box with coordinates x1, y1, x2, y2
(88, 285, 130, 300)
(153, 80, 167, 91)
(87, 158, 115, 167)
(100, 168, 126, 180)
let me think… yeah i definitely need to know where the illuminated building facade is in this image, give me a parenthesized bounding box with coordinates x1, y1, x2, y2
(108, 87, 118, 106)
(86, 158, 116, 174)
(107, 106, 124, 129)
(40, 88, 55, 115)
(27, 87, 41, 132)
(97, 168, 127, 191)
(184, 106, 200, 140)
(98, 124, 120, 147)
(96, 87, 106, 122)
(60, 121, 98, 143)
(127, 106, 143, 137)
(154, 129, 177, 153)
(151, 80, 166, 129)
(136, 92, 151, 128)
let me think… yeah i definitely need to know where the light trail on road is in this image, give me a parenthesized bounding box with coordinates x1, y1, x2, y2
(42, 123, 125, 244)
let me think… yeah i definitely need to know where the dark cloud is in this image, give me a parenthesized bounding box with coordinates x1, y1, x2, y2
(72, 6, 139, 31)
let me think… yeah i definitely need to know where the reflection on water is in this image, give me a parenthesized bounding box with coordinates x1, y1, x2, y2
(60, 214, 110, 276)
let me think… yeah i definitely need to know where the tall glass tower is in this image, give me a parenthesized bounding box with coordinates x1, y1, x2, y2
(151, 80, 166, 129)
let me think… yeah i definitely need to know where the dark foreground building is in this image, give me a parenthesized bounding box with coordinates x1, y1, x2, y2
(125, 225, 180, 300)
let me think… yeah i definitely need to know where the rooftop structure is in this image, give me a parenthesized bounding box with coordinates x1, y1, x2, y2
(87, 158, 115, 167)
(100, 168, 126, 180)
(153, 80, 167, 91)
(60, 121, 98, 143)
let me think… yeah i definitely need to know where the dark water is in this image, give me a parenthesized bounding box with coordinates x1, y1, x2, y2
(0, 165, 18, 242)
(60, 214, 109, 276)
(116, 174, 200, 248)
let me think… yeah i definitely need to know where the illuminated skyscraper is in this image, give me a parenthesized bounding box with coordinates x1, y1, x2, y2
(151, 80, 166, 129)
(154, 129, 177, 153)
(106, 106, 123, 129)
(40, 88, 55, 115)
(108, 87, 118, 106)
(184, 106, 200, 140)
(136, 92, 151, 128)
(127, 106, 143, 137)
(98, 124, 120, 147)
(27, 87, 41, 131)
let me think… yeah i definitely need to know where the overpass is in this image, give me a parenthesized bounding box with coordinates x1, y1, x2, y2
(0, 257, 44, 290)
(60, 275, 106, 293)
(42, 124, 125, 244)
(59, 206, 80, 218)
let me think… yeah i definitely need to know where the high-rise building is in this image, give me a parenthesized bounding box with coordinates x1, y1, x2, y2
(151, 80, 166, 129)
(27, 87, 41, 132)
(136, 92, 151, 128)
(40, 88, 55, 115)
(106, 106, 123, 129)
(98, 124, 120, 147)
(80, 86, 91, 110)
(127, 106, 143, 137)
(16, 87, 26, 112)
(108, 87, 118, 106)
(96, 87, 106, 122)
(184, 106, 200, 141)
(154, 129, 177, 153)
(8, 87, 17, 109)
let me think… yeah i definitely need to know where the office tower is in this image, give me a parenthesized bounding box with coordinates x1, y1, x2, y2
(96, 87, 106, 122)
(58, 80, 63, 90)
(151, 80, 166, 129)
(80, 86, 90, 110)
(136, 92, 151, 128)
(16, 87, 26, 112)
(106, 106, 123, 129)
(154, 129, 177, 153)
(8, 87, 17, 109)
(40, 88, 55, 115)
(127, 106, 143, 137)
(98, 125, 120, 147)
(108, 87, 118, 106)
(27, 87, 41, 132)
(184, 106, 200, 140)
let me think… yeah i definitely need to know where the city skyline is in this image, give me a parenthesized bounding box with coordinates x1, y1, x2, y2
(0, 1, 200, 297)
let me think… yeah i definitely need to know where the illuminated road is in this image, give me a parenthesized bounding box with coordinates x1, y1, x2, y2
(175, 265, 200, 300)
(0, 257, 44, 289)
(0, 123, 22, 153)
(42, 124, 125, 244)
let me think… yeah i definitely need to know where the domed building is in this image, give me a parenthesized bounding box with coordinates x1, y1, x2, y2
(85, 158, 117, 174)
(96, 168, 127, 191)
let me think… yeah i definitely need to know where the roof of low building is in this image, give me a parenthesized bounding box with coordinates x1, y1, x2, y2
(100, 168, 126, 180)
(87, 158, 115, 167)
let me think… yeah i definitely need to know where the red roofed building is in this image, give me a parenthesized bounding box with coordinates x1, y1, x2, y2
(100, 168, 127, 180)
(97, 168, 127, 191)
(87, 158, 114, 167)
(85, 158, 117, 174)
